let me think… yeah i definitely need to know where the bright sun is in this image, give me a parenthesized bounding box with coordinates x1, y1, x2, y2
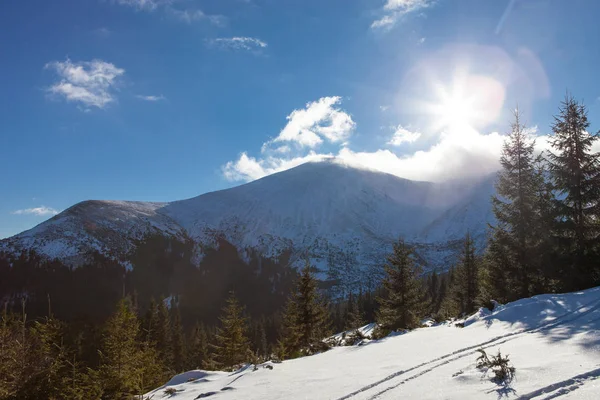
(434, 90, 477, 131)
(423, 72, 506, 133)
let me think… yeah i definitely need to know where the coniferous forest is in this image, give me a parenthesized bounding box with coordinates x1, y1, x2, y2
(1, 94, 600, 399)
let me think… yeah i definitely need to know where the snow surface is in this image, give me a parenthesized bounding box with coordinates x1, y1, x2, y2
(146, 287, 600, 400)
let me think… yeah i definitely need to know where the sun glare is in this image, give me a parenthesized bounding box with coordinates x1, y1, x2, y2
(418, 70, 506, 133)
(434, 89, 478, 131)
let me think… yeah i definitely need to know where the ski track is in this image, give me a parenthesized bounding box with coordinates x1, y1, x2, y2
(335, 297, 600, 400)
(516, 366, 600, 399)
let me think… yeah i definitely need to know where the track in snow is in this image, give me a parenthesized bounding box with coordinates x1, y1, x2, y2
(335, 297, 600, 400)
(516, 367, 600, 399)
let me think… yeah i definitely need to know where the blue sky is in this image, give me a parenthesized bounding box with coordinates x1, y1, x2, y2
(2, 0, 600, 239)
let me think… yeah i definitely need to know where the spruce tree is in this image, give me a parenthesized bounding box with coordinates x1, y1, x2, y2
(211, 292, 251, 371)
(427, 270, 440, 315)
(170, 299, 185, 373)
(489, 108, 539, 299)
(278, 294, 301, 359)
(531, 155, 559, 292)
(454, 233, 480, 315)
(279, 261, 331, 357)
(375, 239, 425, 334)
(344, 292, 365, 331)
(547, 94, 600, 289)
(143, 298, 158, 343)
(155, 298, 172, 368)
(188, 322, 210, 370)
(98, 298, 143, 398)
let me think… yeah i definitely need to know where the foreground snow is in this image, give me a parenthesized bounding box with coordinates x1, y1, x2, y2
(147, 287, 600, 399)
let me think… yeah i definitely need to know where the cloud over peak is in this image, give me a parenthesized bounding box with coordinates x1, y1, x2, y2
(12, 206, 60, 217)
(222, 96, 509, 184)
(273, 96, 355, 148)
(387, 125, 422, 146)
(45, 58, 124, 110)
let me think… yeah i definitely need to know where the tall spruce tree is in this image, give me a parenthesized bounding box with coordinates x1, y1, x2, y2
(170, 299, 185, 373)
(454, 233, 480, 315)
(375, 239, 425, 334)
(427, 270, 440, 315)
(344, 292, 365, 331)
(489, 109, 540, 300)
(279, 261, 331, 358)
(155, 298, 172, 368)
(187, 322, 210, 370)
(547, 94, 600, 289)
(211, 292, 251, 371)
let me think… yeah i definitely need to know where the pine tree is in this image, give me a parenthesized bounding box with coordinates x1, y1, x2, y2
(170, 299, 185, 373)
(454, 233, 480, 315)
(489, 108, 539, 300)
(547, 94, 600, 290)
(375, 239, 425, 335)
(278, 294, 301, 359)
(211, 292, 251, 371)
(279, 261, 331, 357)
(531, 155, 559, 292)
(98, 298, 144, 398)
(155, 298, 172, 368)
(0, 304, 19, 398)
(427, 270, 440, 315)
(188, 322, 210, 370)
(143, 298, 158, 343)
(344, 292, 365, 331)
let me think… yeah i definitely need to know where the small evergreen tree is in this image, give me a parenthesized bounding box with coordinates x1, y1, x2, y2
(211, 292, 251, 371)
(375, 239, 425, 335)
(98, 298, 143, 399)
(279, 261, 331, 358)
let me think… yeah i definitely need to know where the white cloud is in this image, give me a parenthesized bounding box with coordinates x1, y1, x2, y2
(207, 37, 268, 52)
(115, 0, 172, 11)
(388, 125, 421, 146)
(272, 96, 355, 148)
(45, 58, 124, 109)
(380, 105, 390, 112)
(114, 1, 225, 25)
(372, 0, 434, 29)
(136, 94, 165, 101)
(170, 9, 226, 26)
(12, 206, 60, 216)
(222, 94, 517, 183)
(93, 27, 111, 38)
(224, 123, 507, 183)
(223, 152, 331, 182)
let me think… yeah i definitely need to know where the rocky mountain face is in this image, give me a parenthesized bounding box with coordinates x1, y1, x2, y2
(1, 159, 496, 291)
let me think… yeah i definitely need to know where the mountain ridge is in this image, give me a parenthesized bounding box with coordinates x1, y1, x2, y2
(1, 160, 497, 286)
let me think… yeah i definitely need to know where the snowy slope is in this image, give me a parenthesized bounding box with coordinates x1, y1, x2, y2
(0, 159, 496, 273)
(146, 287, 600, 400)
(0, 200, 186, 265)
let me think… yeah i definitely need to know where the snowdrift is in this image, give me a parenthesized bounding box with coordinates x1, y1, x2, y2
(146, 287, 600, 399)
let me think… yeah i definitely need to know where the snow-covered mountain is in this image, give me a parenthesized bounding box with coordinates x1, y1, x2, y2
(0, 159, 496, 283)
(145, 286, 600, 399)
